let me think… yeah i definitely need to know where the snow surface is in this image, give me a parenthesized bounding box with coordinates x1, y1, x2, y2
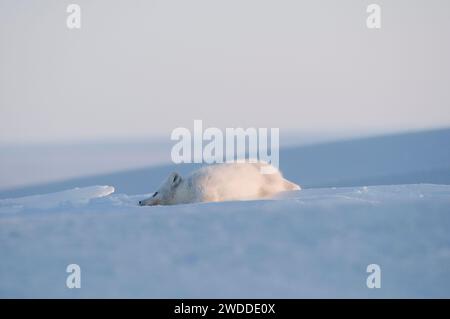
(0, 186, 114, 213)
(1, 184, 450, 298)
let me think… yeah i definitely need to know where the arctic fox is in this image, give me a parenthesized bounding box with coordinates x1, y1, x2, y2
(138, 162, 300, 206)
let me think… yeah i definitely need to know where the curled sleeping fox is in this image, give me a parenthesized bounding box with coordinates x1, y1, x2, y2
(139, 162, 300, 206)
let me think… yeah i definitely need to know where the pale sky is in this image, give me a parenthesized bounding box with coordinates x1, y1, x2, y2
(1, 0, 450, 143)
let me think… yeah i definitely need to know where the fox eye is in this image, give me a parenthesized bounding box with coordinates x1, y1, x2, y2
(152, 192, 158, 198)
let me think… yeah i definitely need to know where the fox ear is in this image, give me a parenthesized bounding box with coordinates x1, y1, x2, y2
(170, 172, 182, 188)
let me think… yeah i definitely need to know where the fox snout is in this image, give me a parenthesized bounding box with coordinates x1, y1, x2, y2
(138, 197, 159, 206)
(139, 199, 152, 206)
(139, 191, 161, 206)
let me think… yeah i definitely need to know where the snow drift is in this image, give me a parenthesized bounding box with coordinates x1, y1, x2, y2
(1, 183, 450, 298)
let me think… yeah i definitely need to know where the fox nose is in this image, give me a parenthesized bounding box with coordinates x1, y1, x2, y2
(138, 200, 142, 205)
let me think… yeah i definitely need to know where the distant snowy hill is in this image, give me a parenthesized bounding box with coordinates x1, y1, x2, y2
(1, 184, 450, 298)
(1, 128, 449, 199)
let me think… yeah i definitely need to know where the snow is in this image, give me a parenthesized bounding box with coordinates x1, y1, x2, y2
(1, 129, 450, 297)
(0, 186, 114, 213)
(1, 183, 450, 298)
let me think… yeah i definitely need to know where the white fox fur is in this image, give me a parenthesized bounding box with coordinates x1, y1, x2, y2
(139, 162, 300, 206)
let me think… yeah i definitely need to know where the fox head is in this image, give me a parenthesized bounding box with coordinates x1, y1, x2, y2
(138, 172, 183, 206)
